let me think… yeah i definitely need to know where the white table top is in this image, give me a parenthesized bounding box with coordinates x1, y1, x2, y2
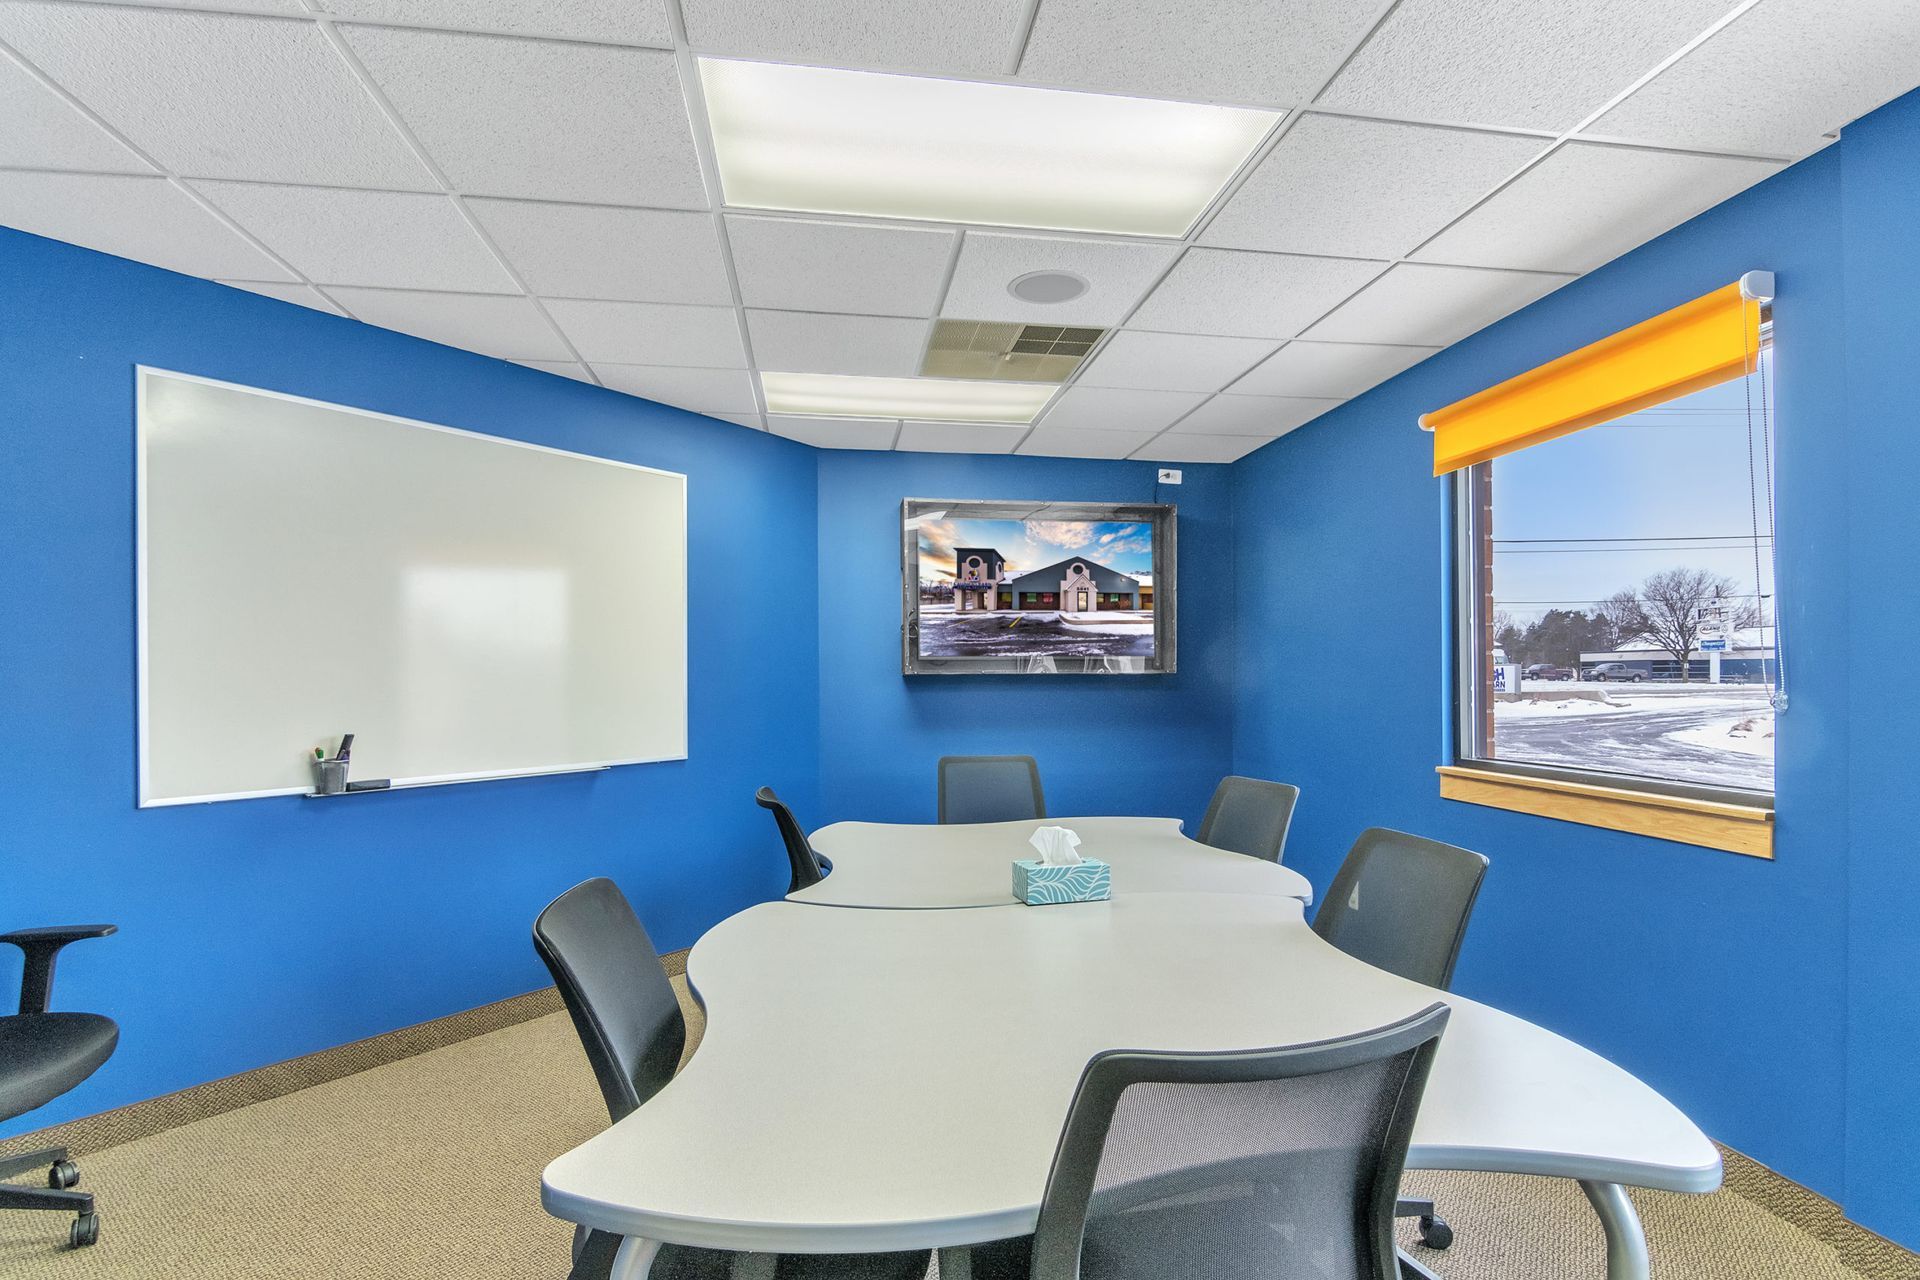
(543, 893, 1720, 1253)
(797, 816, 1314, 909)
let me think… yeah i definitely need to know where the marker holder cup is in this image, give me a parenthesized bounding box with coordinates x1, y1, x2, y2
(314, 759, 349, 796)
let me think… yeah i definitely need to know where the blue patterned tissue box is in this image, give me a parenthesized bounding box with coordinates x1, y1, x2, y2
(1012, 858, 1111, 905)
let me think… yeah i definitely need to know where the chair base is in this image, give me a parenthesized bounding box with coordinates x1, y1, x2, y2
(0, 1146, 100, 1248)
(1395, 1195, 1453, 1249)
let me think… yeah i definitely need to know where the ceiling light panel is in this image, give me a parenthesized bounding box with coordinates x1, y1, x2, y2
(700, 58, 1279, 238)
(761, 372, 1054, 424)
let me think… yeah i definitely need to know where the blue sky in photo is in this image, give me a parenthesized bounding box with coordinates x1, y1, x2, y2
(917, 517, 1154, 581)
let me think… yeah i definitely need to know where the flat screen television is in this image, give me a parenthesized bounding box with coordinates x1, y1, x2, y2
(901, 498, 1176, 676)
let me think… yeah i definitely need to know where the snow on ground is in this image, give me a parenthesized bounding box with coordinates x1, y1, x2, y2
(1058, 611, 1151, 635)
(1667, 716, 1776, 759)
(1495, 697, 1626, 718)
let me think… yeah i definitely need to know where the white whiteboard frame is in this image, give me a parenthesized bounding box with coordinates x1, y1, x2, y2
(135, 366, 690, 807)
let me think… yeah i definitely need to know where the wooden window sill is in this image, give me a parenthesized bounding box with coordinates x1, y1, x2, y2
(1436, 765, 1774, 859)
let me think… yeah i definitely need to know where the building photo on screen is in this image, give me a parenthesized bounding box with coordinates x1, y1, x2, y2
(901, 499, 1175, 675)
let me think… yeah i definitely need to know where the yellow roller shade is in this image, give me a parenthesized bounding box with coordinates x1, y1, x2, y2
(1420, 274, 1771, 475)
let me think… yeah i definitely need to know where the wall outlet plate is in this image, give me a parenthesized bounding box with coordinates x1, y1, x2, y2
(1157, 468, 1182, 484)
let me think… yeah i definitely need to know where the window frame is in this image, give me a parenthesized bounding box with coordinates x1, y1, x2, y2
(1445, 390, 1778, 818)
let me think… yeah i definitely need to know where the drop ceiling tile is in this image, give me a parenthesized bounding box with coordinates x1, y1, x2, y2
(316, 0, 672, 46)
(1230, 340, 1436, 398)
(0, 172, 294, 280)
(468, 200, 731, 304)
(218, 280, 348, 314)
(746, 310, 929, 378)
(1316, 0, 1739, 132)
(941, 233, 1179, 328)
(1078, 332, 1278, 393)
(1173, 393, 1341, 437)
(1017, 0, 1379, 107)
(1017, 426, 1159, 459)
(590, 364, 759, 413)
(1134, 433, 1275, 463)
(193, 183, 515, 292)
(896, 421, 1029, 454)
(0, 7, 433, 189)
(1590, 0, 1920, 156)
(543, 299, 747, 367)
(726, 216, 955, 318)
(681, 0, 1028, 77)
(766, 416, 899, 449)
(514, 359, 594, 382)
(343, 28, 706, 207)
(1304, 262, 1570, 347)
(63, 0, 306, 11)
(1416, 143, 1784, 274)
(0, 49, 152, 173)
(1035, 386, 1206, 433)
(328, 287, 572, 359)
(1128, 248, 1385, 339)
(1203, 116, 1544, 258)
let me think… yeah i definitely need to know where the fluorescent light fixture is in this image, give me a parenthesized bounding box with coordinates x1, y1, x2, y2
(700, 59, 1280, 238)
(762, 372, 1054, 424)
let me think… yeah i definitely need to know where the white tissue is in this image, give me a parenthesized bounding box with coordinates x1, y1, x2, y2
(1028, 825, 1084, 866)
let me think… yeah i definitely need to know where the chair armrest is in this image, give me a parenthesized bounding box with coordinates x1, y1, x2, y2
(1, 924, 117, 1015)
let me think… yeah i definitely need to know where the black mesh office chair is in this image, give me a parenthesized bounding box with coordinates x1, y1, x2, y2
(754, 787, 829, 894)
(1, 924, 119, 1249)
(937, 755, 1046, 825)
(533, 879, 927, 1280)
(1313, 828, 1491, 1255)
(974, 1004, 1450, 1280)
(1194, 775, 1301, 862)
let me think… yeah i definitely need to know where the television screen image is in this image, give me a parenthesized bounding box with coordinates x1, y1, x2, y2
(902, 499, 1175, 676)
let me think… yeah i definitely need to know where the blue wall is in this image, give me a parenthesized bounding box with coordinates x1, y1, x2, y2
(0, 228, 822, 1134)
(813, 452, 1235, 831)
(8, 88, 1920, 1249)
(1229, 89, 1920, 1247)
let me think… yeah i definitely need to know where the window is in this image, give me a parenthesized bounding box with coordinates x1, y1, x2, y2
(1453, 341, 1778, 809)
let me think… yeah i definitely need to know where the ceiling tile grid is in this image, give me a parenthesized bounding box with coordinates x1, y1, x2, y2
(2, 0, 1916, 462)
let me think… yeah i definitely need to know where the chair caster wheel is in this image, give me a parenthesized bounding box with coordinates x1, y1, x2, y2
(1417, 1214, 1453, 1250)
(70, 1212, 100, 1248)
(48, 1160, 80, 1189)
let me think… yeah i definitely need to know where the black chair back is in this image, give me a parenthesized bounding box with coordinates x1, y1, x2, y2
(1313, 828, 1490, 990)
(1195, 775, 1301, 862)
(756, 786, 826, 893)
(1028, 1004, 1450, 1280)
(532, 878, 686, 1124)
(938, 755, 1046, 825)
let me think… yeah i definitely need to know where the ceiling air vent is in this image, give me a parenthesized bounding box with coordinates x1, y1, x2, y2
(922, 320, 1105, 383)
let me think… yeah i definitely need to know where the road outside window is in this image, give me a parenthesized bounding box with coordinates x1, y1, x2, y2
(1457, 350, 1777, 797)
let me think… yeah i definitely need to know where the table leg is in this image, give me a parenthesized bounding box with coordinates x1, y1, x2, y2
(606, 1236, 663, 1280)
(729, 1253, 778, 1280)
(937, 1245, 973, 1280)
(1581, 1180, 1652, 1280)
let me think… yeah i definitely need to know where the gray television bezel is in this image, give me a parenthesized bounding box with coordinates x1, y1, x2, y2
(901, 498, 1177, 677)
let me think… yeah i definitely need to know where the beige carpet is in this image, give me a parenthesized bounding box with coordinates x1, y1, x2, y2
(0, 979, 1881, 1279)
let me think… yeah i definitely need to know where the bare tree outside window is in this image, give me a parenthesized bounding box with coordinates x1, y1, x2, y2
(1602, 570, 1762, 682)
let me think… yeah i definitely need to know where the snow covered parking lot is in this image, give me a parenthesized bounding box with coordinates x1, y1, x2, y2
(1493, 684, 1773, 790)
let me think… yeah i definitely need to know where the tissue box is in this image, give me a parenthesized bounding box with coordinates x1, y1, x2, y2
(1012, 858, 1111, 905)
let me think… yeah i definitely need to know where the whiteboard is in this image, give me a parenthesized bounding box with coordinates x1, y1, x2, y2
(137, 368, 687, 806)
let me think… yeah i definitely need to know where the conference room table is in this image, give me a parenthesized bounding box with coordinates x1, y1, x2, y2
(543, 820, 1720, 1280)
(799, 815, 1316, 907)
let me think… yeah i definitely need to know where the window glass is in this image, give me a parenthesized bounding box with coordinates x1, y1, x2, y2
(1458, 348, 1776, 796)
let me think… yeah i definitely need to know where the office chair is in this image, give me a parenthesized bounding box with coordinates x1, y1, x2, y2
(972, 1004, 1450, 1280)
(532, 880, 927, 1280)
(937, 755, 1046, 825)
(754, 787, 829, 894)
(1194, 775, 1301, 862)
(1, 923, 120, 1249)
(1313, 828, 1491, 1255)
